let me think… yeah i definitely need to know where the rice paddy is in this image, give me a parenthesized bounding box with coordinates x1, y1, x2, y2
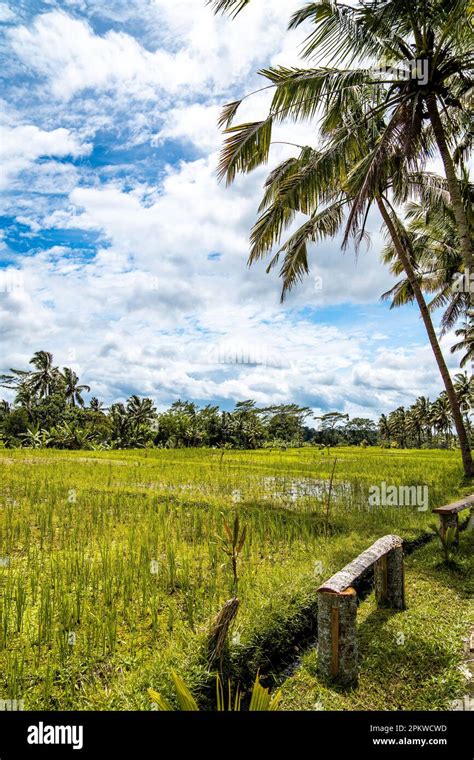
(0, 446, 472, 710)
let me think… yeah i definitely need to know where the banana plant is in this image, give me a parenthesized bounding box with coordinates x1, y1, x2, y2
(148, 671, 281, 712)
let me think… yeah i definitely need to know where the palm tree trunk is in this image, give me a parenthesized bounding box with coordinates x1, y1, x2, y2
(426, 95, 473, 275)
(377, 197, 473, 478)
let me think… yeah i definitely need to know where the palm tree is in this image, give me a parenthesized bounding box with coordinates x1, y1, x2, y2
(212, 1, 473, 475)
(430, 393, 453, 446)
(381, 182, 473, 344)
(62, 367, 91, 407)
(213, 0, 473, 273)
(109, 403, 130, 447)
(126, 396, 156, 429)
(0, 400, 10, 421)
(90, 397, 105, 412)
(451, 320, 474, 369)
(378, 413, 391, 445)
(27, 351, 61, 399)
(388, 407, 408, 448)
(454, 371, 473, 436)
(217, 103, 473, 471)
(13, 382, 37, 420)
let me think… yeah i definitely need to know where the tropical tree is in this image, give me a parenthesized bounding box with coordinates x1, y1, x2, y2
(212, 0, 473, 272)
(451, 320, 474, 368)
(211, 0, 473, 475)
(378, 413, 392, 445)
(126, 395, 156, 429)
(0, 400, 10, 421)
(315, 412, 349, 447)
(27, 351, 62, 399)
(90, 397, 105, 412)
(454, 372, 473, 435)
(388, 406, 408, 448)
(430, 392, 453, 446)
(108, 403, 130, 447)
(62, 367, 91, 407)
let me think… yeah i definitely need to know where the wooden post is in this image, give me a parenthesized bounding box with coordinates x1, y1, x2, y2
(439, 512, 459, 546)
(374, 545, 405, 610)
(317, 587, 358, 686)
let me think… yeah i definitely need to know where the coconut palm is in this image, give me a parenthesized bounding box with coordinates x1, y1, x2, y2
(126, 395, 156, 429)
(212, 1, 473, 475)
(109, 403, 130, 447)
(90, 397, 105, 412)
(213, 0, 473, 272)
(62, 367, 91, 407)
(430, 393, 453, 446)
(451, 320, 474, 369)
(0, 400, 10, 421)
(407, 396, 432, 447)
(13, 382, 38, 420)
(378, 413, 391, 445)
(218, 101, 473, 471)
(454, 371, 473, 436)
(27, 351, 62, 399)
(381, 179, 473, 343)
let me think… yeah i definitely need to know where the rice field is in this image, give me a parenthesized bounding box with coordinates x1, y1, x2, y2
(0, 446, 471, 710)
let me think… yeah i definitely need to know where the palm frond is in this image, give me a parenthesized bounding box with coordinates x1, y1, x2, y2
(218, 119, 272, 184)
(249, 202, 297, 262)
(218, 100, 243, 130)
(289, 0, 413, 64)
(343, 100, 422, 247)
(273, 203, 346, 301)
(262, 66, 374, 124)
(208, 0, 251, 17)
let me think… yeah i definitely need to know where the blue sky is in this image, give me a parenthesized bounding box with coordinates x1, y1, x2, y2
(0, 0, 462, 418)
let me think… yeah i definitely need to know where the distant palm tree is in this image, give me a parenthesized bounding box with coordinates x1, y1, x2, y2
(62, 367, 91, 407)
(451, 321, 474, 369)
(431, 393, 453, 446)
(126, 395, 156, 428)
(0, 400, 10, 420)
(14, 382, 37, 420)
(378, 413, 391, 445)
(454, 371, 473, 436)
(28, 351, 61, 399)
(407, 396, 432, 448)
(89, 397, 105, 412)
(388, 407, 408, 448)
(109, 403, 129, 446)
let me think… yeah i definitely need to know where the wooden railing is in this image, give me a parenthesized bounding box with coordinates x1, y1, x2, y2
(432, 494, 474, 545)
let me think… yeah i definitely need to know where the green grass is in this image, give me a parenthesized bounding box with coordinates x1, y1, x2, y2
(0, 446, 471, 710)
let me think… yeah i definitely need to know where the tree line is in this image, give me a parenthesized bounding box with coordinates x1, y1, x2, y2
(0, 351, 471, 450)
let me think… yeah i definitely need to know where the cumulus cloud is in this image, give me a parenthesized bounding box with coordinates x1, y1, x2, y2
(0, 1, 463, 417)
(0, 123, 91, 190)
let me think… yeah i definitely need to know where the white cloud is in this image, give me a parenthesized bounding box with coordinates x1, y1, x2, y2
(0, 123, 90, 190)
(0, 2, 15, 23)
(7, 4, 306, 103)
